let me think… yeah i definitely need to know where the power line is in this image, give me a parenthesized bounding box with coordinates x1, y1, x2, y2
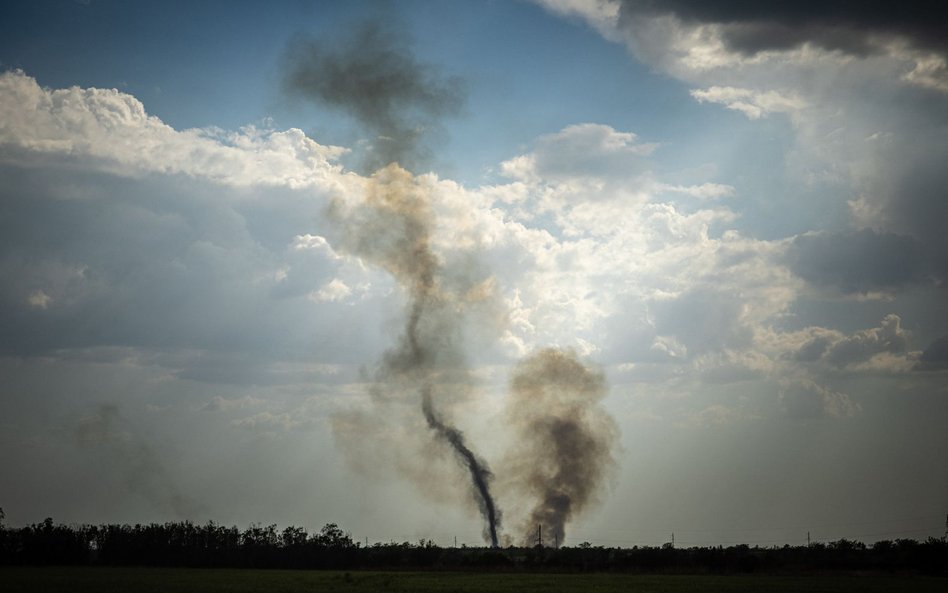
(566, 513, 945, 539)
(356, 513, 946, 548)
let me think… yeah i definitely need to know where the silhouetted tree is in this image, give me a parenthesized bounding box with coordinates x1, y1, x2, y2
(1, 517, 945, 574)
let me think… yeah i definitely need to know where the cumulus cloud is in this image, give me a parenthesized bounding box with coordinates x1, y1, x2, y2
(500, 123, 656, 183)
(309, 278, 353, 303)
(26, 290, 52, 309)
(4, 67, 906, 439)
(0, 71, 381, 372)
(536, 0, 948, 265)
(776, 315, 916, 374)
(779, 378, 859, 419)
(533, 3, 948, 399)
(2, 64, 936, 536)
(821, 314, 908, 367)
(0, 70, 348, 188)
(690, 86, 805, 119)
(5, 6, 948, 542)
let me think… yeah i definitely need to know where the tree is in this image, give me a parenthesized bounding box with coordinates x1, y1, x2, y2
(315, 523, 353, 548)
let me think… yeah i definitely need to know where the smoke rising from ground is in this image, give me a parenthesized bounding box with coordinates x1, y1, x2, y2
(329, 164, 502, 546)
(421, 386, 500, 546)
(284, 20, 501, 545)
(504, 349, 618, 547)
(76, 404, 201, 519)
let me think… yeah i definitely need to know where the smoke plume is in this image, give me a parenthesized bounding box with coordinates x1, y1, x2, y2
(284, 20, 501, 546)
(283, 20, 464, 173)
(422, 386, 500, 547)
(504, 349, 618, 547)
(76, 404, 201, 519)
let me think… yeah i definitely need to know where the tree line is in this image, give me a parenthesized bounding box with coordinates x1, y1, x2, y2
(0, 514, 945, 574)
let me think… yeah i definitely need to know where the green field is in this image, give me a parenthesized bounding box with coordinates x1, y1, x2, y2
(1, 567, 945, 593)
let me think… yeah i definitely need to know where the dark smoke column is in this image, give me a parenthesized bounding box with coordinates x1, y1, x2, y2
(422, 387, 500, 547)
(284, 20, 502, 547)
(505, 349, 619, 547)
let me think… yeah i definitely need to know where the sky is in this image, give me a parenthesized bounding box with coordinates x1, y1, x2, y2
(1, 0, 947, 547)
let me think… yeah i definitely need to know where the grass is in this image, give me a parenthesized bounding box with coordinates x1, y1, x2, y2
(1, 566, 945, 593)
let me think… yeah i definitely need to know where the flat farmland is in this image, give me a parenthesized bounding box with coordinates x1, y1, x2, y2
(1, 567, 945, 593)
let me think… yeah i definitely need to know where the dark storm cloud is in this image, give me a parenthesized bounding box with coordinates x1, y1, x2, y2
(785, 229, 930, 294)
(282, 20, 464, 172)
(618, 1, 948, 55)
(885, 147, 948, 282)
(915, 335, 948, 370)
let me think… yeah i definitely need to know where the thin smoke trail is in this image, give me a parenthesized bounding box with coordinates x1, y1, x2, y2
(421, 385, 499, 547)
(400, 258, 501, 548)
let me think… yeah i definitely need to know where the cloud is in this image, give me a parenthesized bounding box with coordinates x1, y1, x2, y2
(650, 287, 754, 356)
(689, 86, 805, 119)
(778, 315, 915, 373)
(914, 335, 948, 371)
(536, 0, 948, 309)
(619, 1, 947, 55)
(900, 50, 948, 93)
(779, 378, 859, 419)
(0, 70, 348, 188)
(821, 314, 908, 367)
(309, 278, 353, 303)
(233, 411, 319, 433)
(785, 229, 931, 293)
(539, 0, 948, 93)
(199, 395, 266, 412)
(655, 182, 735, 200)
(1, 62, 932, 510)
(0, 71, 386, 371)
(26, 290, 52, 309)
(501, 123, 656, 183)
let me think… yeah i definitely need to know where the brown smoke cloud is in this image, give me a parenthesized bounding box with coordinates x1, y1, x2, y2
(284, 19, 501, 545)
(328, 165, 502, 545)
(284, 18, 619, 548)
(503, 349, 619, 547)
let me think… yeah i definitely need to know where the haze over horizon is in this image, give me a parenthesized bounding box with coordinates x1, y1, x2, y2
(1, 0, 946, 548)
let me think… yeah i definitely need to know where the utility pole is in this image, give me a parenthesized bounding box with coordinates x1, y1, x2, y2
(364, 536, 368, 548)
(554, 532, 558, 549)
(454, 536, 457, 548)
(671, 532, 675, 548)
(537, 524, 543, 548)
(807, 532, 810, 547)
